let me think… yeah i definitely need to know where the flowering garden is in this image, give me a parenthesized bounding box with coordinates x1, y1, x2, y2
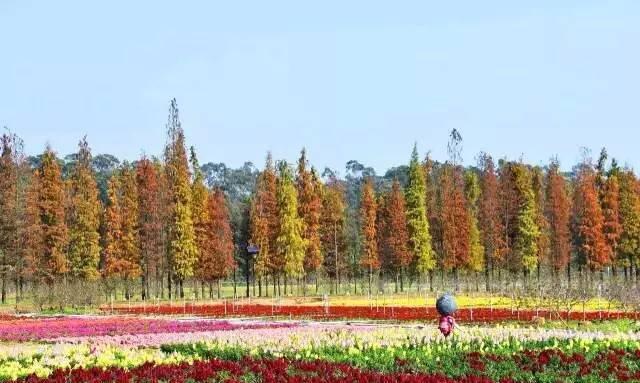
(0, 307, 640, 382)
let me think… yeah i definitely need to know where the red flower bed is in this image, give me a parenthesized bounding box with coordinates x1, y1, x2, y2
(14, 357, 501, 383)
(105, 302, 637, 322)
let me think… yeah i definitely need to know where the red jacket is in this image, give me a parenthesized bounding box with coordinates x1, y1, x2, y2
(438, 315, 455, 337)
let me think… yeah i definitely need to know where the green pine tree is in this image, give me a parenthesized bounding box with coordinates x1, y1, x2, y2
(405, 144, 434, 274)
(513, 164, 540, 274)
(276, 161, 307, 278)
(464, 170, 484, 273)
(164, 99, 198, 291)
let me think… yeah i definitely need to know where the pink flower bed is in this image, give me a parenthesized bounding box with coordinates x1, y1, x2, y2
(56, 323, 372, 347)
(0, 316, 294, 342)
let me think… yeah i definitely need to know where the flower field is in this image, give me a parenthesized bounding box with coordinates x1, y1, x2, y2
(105, 301, 636, 322)
(0, 316, 292, 342)
(1, 311, 640, 382)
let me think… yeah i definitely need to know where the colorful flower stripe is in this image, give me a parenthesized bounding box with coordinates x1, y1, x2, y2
(56, 322, 640, 349)
(0, 316, 293, 342)
(12, 357, 498, 383)
(106, 302, 637, 322)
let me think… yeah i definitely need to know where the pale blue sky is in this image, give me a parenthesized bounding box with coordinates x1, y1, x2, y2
(1, 1, 639, 173)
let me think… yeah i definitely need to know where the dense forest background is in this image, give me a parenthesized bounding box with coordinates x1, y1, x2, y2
(1, 99, 638, 309)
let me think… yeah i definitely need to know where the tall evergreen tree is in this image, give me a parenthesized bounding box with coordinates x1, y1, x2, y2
(190, 146, 208, 294)
(296, 149, 322, 287)
(164, 99, 198, 297)
(67, 137, 101, 280)
(405, 145, 434, 276)
(512, 164, 540, 275)
(249, 153, 279, 295)
(464, 170, 484, 276)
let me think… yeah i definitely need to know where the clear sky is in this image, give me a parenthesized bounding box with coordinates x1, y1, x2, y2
(1, 1, 639, 174)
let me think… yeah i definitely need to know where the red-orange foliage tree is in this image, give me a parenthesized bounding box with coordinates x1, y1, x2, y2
(478, 153, 505, 289)
(573, 164, 608, 272)
(498, 162, 521, 273)
(23, 170, 43, 283)
(545, 159, 572, 276)
(384, 180, 411, 290)
(197, 189, 235, 298)
(601, 174, 622, 268)
(441, 165, 470, 287)
(103, 166, 141, 297)
(0, 133, 19, 302)
(136, 157, 163, 299)
(359, 177, 378, 292)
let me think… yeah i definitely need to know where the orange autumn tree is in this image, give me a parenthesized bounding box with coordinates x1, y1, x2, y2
(136, 157, 163, 300)
(249, 153, 279, 296)
(385, 180, 411, 291)
(23, 169, 43, 284)
(296, 149, 322, 292)
(320, 175, 346, 294)
(0, 133, 19, 302)
(37, 146, 68, 285)
(103, 173, 123, 280)
(359, 177, 378, 293)
(601, 174, 622, 270)
(197, 189, 235, 298)
(617, 170, 640, 277)
(531, 166, 549, 278)
(66, 137, 101, 281)
(441, 130, 470, 290)
(573, 162, 608, 273)
(478, 153, 505, 290)
(545, 159, 572, 277)
(103, 165, 141, 298)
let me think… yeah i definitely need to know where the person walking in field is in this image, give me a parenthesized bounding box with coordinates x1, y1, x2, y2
(436, 293, 457, 338)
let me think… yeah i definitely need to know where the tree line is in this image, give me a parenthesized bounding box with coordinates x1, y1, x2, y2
(1, 99, 639, 304)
